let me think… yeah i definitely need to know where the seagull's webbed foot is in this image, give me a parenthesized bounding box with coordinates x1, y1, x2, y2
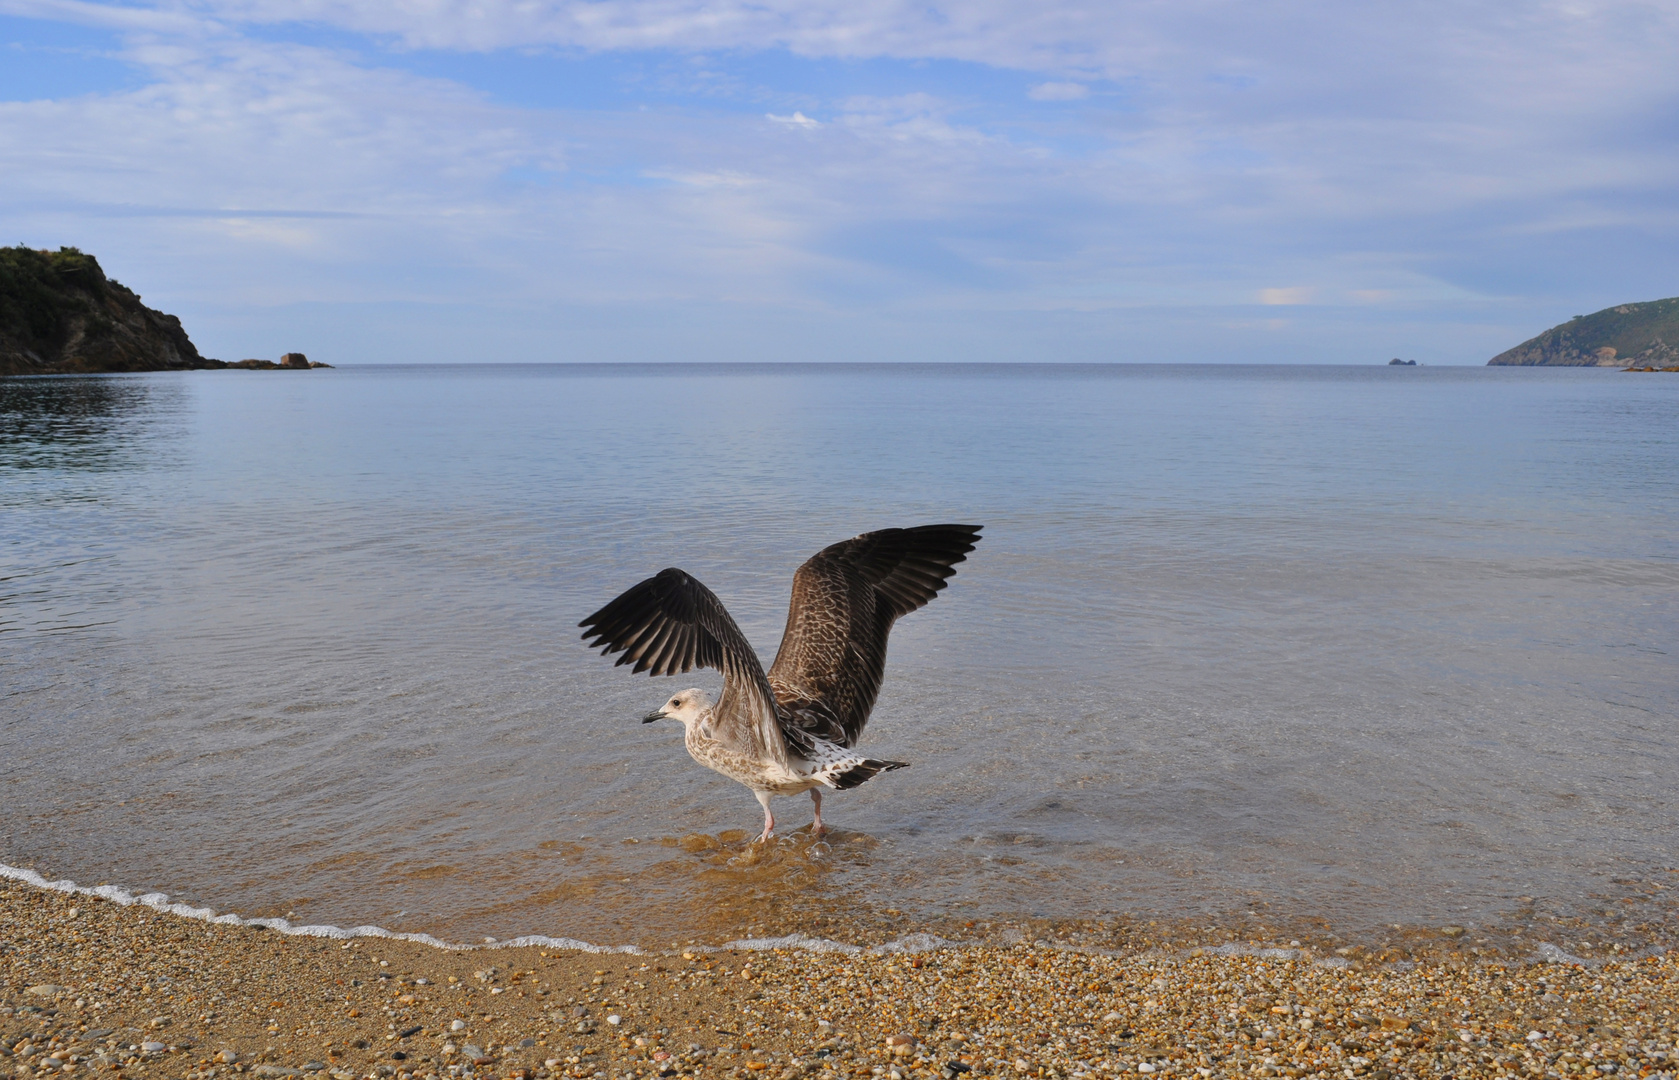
(754, 790, 776, 844)
(810, 788, 827, 837)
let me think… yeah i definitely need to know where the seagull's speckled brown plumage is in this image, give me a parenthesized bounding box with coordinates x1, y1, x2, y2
(579, 524, 981, 840)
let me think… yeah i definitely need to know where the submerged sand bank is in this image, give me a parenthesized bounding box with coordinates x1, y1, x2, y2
(4, 881, 1678, 1080)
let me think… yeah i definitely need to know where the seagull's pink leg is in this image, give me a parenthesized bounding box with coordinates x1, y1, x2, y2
(810, 788, 826, 837)
(754, 790, 775, 843)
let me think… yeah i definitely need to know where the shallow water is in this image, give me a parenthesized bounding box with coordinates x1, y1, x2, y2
(3, 364, 1676, 950)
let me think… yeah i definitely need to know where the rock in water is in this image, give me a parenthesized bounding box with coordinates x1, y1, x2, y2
(1489, 296, 1679, 367)
(0, 246, 224, 375)
(281, 352, 309, 368)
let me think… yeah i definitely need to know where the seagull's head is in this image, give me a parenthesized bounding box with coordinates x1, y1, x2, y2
(643, 688, 712, 726)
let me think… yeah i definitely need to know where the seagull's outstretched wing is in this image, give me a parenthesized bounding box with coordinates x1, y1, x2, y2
(579, 568, 786, 764)
(768, 524, 982, 750)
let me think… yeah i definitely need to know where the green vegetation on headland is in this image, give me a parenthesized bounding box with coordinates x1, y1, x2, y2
(1488, 295, 1679, 367)
(0, 246, 326, 376)
(1, 246, 215, 376)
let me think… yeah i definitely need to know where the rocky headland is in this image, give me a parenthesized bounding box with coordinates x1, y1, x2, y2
(0, 247, 224, 376)
(1, 247, 327, 376)
(1488, 296, 1679, 367)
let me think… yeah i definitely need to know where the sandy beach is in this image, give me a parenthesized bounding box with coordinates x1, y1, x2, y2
(5, 879, 1677, 1080)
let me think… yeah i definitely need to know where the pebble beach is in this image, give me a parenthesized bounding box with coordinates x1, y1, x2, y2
(6, 881, 1678, 1080)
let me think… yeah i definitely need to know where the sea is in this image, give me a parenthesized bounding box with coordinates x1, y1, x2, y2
(3, 363, 1676, 954)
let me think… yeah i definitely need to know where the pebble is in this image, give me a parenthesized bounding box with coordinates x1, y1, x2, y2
(449, 1019, 467, 1032)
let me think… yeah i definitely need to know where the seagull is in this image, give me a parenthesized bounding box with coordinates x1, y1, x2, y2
(579, 524, 982, 842)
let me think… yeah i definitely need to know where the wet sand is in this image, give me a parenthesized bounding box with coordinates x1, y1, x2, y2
(6, 879, 1679, 1080)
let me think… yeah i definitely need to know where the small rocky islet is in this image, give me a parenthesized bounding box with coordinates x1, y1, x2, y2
(0, 247, 323, 376)
(5, 883, 1679, 1080)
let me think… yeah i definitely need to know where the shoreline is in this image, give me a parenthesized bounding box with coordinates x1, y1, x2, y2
(6, 873, 1679, 1080)
(6, 856, 1676, 967)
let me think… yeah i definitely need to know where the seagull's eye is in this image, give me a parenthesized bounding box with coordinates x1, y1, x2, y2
(670, 699, 681, 707)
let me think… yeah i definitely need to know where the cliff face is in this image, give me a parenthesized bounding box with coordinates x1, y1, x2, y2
(1489, 296, 1679, 367)
(0, 246, 222, 376)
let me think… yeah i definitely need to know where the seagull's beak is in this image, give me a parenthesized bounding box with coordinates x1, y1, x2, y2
(642, 709, 668, 724)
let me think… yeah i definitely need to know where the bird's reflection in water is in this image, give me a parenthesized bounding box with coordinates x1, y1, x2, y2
(668, 830, 886, 938)
(428, 829, 894, 948)
(684, 828, 870, 872)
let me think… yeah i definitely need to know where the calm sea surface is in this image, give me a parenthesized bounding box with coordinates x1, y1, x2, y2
(3, 364, 1676, 950)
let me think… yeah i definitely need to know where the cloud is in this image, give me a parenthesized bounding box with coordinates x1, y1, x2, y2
(1, 0, 207, 35)
(1027, 81, 1087, 101)
(1, 0, 1676, 362)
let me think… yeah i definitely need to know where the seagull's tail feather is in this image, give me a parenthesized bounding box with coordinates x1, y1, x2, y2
(830, 758, 909, 790)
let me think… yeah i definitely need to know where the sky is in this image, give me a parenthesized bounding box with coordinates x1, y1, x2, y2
(2, 0, 1677, 364)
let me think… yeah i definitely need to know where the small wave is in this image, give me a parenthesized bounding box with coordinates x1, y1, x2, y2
(1204, 942, 1305, 960)
(0, 862, 637, 954)
(1532, 942, 1596, 966)
(1527, 942, 1668, 967)
(696, 931, 956, 956)
(0, 862, 954, 957)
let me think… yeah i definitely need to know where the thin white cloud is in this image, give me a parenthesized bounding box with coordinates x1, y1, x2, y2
(1027, 81, 1088, 101)
(0, 0, 208, 34)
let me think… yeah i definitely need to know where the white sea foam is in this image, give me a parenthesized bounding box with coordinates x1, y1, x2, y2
(1532, 942, 1595, 966)
(696, 931, 955, 955)
(0, 862, 639, 954)
(1527, 942, 1669, 966)
(1204, 943, 1304, 960)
